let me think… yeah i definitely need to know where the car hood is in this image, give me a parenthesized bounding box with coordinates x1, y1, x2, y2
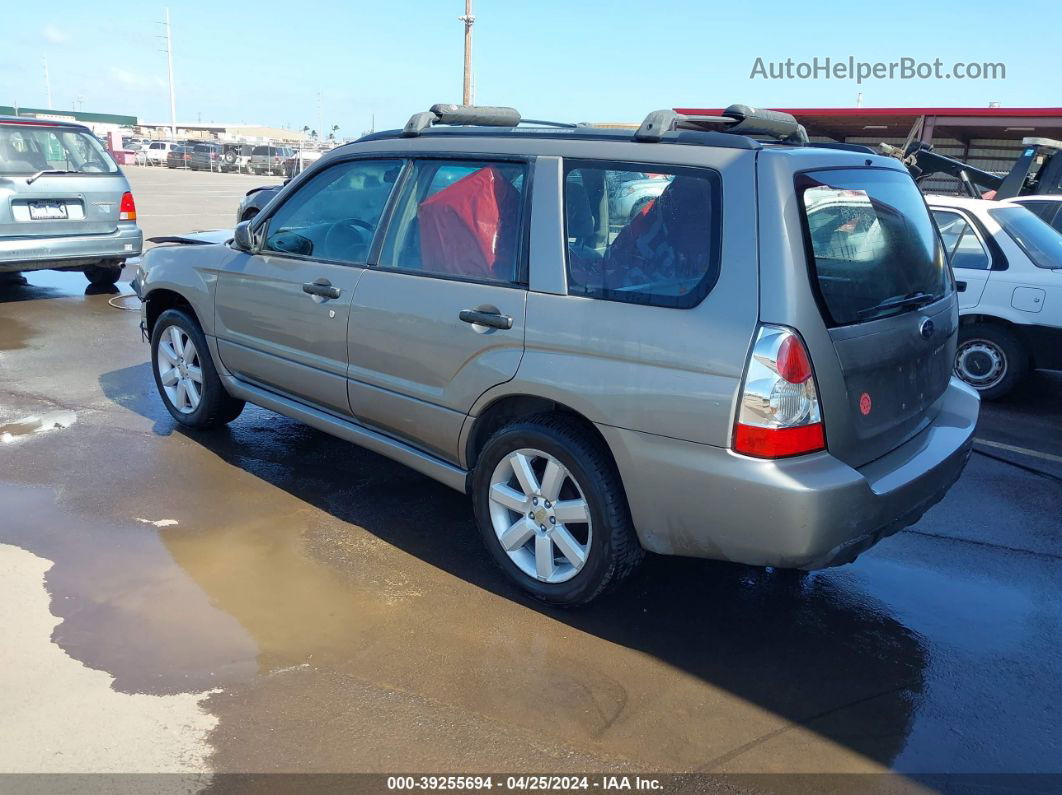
(147, 229, 233, 246)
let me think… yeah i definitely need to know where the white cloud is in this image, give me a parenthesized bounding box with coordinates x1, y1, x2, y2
(42, 25, 70, 45)
(109, 68, 166, 91)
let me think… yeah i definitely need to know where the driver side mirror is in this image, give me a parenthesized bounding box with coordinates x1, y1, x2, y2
(232, 220, 254, 252)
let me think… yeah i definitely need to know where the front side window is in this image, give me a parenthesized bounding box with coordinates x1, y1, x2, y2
(932, 209, 991, 270)
(799, 168, 948, 326)
(562, 160, 720, 308)
(988, 206, 1062, 269)
(262, 158, 403, 264)
(377, 159, 527, 284)
(0, 122, 118, 176)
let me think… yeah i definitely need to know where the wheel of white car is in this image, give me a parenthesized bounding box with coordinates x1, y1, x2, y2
(471, 414, 643, 605)
(151, 308, 245, 428)
(955, 324, 1028, 400)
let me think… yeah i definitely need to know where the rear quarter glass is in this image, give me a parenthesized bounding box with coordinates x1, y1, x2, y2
(796, 168, 950, 327)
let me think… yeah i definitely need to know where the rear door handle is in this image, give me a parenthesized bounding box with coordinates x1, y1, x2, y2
(302, 278, 341, 300)
(459, 309, 513, 330)
(956, 280, 967, 292)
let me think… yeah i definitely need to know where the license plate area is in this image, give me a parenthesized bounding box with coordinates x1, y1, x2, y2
(29, 201, 69, 220)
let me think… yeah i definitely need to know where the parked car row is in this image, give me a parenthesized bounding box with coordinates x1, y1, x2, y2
(150, 142, 321, 176)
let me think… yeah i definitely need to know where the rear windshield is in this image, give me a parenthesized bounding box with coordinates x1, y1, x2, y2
(0, 122, 118, 176)
(798, 168, 948, 326)
(988, 205, 1062, 269)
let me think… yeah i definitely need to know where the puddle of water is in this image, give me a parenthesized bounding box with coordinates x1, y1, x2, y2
(0, 410, 77, 444)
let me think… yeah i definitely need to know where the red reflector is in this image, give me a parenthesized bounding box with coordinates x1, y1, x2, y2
(734, 422, 825, 458)
(776, 335, 813, 384)
(119, 191, 136, 221)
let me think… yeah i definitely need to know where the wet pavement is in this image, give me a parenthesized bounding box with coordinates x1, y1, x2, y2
(1, 227, 1061, 778)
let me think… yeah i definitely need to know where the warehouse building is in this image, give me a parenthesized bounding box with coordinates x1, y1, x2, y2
(676, 105, 1062, 193)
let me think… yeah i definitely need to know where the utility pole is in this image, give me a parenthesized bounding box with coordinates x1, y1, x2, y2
(42, 57, 53, 109)
(459, 0, 475, 105)
(163, 8, 178, 140)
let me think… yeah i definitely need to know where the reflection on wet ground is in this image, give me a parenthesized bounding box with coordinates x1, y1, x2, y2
(1, 276, 1060, 774)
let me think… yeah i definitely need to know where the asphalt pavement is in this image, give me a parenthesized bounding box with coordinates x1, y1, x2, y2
(0, 167, 1059, 783)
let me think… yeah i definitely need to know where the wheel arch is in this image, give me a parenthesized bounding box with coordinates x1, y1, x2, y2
(463, 394, 616, 476)
(144, 288, 199, 336)
(959, 313, 1036, 366)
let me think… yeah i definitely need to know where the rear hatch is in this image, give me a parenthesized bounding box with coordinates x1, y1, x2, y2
(796, 166, 956, 468)
(1, 120, 125, 238)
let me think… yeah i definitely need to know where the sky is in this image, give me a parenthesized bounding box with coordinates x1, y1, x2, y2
(1, 0, 1057, 136)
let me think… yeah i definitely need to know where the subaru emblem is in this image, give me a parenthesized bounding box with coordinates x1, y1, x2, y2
(919, 317, 934, 340)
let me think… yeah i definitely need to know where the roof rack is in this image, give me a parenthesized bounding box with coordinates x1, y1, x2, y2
(634, 105, 809, 145)
(402, 104, 578, 137)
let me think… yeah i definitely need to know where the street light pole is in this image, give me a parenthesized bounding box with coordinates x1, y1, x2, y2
(42, 57, 53, 109)
(164, 7, 177, 140)
(459, 0, 475, 105)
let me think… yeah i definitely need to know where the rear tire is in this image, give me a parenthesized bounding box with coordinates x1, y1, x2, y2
(955, 324, 1028, 400)
(151, 308, 245, 428)
(471, 414, 644, 606)
(84, 263, 123, 286)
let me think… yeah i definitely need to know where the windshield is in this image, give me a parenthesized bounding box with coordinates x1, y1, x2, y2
(798, 168, 949, 326)
(0, 122, 118, 176)
(988, 205, 1062, 269)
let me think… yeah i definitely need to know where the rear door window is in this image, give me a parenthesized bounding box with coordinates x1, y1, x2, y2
(931, 209, 991, 270)
(988, 206, 1062, 269)
(562, 160, 721, 308)
(798, 168, 949, 326)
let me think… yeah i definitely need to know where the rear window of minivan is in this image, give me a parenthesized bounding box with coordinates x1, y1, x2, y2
(0, 122, 118, 176)
(797, 168, 948, 326)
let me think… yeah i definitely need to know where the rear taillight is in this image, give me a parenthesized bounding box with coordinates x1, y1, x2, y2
(733, 325, 825, 459)
(119, 192, 136, 221)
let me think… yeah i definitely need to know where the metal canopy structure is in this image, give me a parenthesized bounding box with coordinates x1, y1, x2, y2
(674, 106, 1062, 144)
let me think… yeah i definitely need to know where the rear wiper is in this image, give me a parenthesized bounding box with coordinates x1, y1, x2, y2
(857, 291, 938, 319)
(26, 169, 76, 184)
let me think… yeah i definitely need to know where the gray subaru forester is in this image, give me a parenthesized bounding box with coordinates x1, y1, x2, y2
(0, 116, 143, 286)
(137, 104, 978, 605)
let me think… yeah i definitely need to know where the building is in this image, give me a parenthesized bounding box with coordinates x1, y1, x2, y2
(0, 105, 137, 137)
(136, 121, 311, 143)
(676, 106, 1062, 193)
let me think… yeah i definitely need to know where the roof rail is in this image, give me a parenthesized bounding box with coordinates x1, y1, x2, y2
(635, 104, 808, 144)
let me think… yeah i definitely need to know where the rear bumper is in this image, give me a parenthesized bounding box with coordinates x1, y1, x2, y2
(0, 225, 143, 272)
(598, 377, 979, 569)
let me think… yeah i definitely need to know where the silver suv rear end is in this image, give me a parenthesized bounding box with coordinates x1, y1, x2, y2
(0, 117, 143, 286)
(137, 103, 978, 605)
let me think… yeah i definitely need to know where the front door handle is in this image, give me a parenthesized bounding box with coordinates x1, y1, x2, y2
(459, 309, 513, 330)
(302, 278, 341, 300)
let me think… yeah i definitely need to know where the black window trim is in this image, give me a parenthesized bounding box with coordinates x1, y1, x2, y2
(560, 157, 723, 309)
(987, 204, 1062, 271)
(929, 205, 1008, 271)
(251, 155, 410, 269)
(368, 152, 535, 290)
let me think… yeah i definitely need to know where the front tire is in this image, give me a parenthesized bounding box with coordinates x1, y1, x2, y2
(84, 263, 123, 286)
(955, 324, 1028, 400)
(471, 414, 644, 606)
(151, 308, 245, 428)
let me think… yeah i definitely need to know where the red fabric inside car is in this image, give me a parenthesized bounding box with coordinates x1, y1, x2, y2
(603, 176, 711, 291)
(418, 166, 521, 279)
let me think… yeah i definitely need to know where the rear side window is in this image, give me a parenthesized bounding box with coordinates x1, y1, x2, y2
(988, 206, 1062, 269)
(377, 159, 528, 284)
(931, 209, 991, 271)
(563, 160, 720, 308)
(798, 168, 948, 326)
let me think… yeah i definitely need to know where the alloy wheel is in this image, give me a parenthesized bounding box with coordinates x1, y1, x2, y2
(488, 448, 592, 584)
(156, 325, 203, 414)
